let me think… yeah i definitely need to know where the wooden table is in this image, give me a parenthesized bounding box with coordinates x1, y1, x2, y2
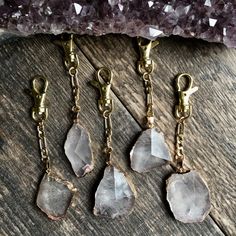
(0, 34, 235, 236)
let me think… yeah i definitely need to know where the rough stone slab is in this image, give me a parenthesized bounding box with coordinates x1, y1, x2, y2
(64, 123, 93, 177)
(130, 128, 171, 173)
(166, 170, 211, 223)
(94, 165, 136, 219)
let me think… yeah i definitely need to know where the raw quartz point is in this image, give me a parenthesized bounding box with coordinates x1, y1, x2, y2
(166, 170, 211, 223)
(130, 128, 171, 173)
(64, 123, 93, 177)
(94, 165, 136, 219)
(36, 173, 74, 220)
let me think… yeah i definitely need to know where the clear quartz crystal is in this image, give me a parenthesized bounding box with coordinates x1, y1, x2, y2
(94, 165, 136, 219)
(64, 123, 93, 177)
(166, 170, 211, 223)
(130, 128, 171, 173)
(36, 174, 73, 220)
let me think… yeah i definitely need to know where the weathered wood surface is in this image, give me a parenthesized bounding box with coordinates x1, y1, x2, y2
(0, 34, 235, 236)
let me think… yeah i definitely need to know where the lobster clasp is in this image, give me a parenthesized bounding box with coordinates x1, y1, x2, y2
(31, 76, 48, 121)
(54, 34, 79, 71)
(90, 67, 113, 115)
(175, 73, 198, 120)
(137, 37, 159, 74)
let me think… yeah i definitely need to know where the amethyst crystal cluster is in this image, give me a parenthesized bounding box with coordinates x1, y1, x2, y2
(0, 1, 235, 47)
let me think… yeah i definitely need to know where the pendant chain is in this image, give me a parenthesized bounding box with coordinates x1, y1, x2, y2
(142, 71, 154, 128)
(103, 111, 113, 163)
(30, 76, 51, 173)
(174, 73, 198, 173)
(37, 120, 51, 173)
(55, 34, 81, 122)
(174, 120, 186, 173)
(64, 35, 80, 123)
(91, 67, 113, 163)
(137, 38, 159, 128)
(69, 68, 80, 123)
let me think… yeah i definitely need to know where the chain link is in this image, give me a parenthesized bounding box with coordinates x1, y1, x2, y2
(141, 67, 155, 128)
(174, 121, 187, 173)
(103, 111, 113, 162)
(91, 67, 114, 163)
(70, 69, 81, 122)
(173, 74, 198, 173)
(57, 34, 81, 123)
(37, 120, 51, 173)
(137, 39, 159, 128)
(30, 76, 51, 173)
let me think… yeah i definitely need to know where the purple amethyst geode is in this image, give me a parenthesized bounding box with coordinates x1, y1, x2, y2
(0, 0, 235, 47)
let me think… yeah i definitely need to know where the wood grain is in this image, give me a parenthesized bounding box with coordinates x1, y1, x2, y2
(0, 34, 234, 236)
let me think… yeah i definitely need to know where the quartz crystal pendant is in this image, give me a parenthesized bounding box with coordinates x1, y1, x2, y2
(166, 170, 211, 223)
(94, 165, 136, 219)
(36, 174, 74, 220)
(130, 128, 171, 173)
(64, 123, 93, 177)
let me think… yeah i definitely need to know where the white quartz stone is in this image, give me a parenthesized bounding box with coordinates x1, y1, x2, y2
(64, 123, 93, 177)
(36, 174, 73, 220)
(130, 128, 171, 173)
(94, 165, 136, 219)
(166, 170, 211, 223)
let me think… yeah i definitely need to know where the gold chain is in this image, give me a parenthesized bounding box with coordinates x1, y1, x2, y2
(55, 34, 80, 122)
(37, 120, 51, 173)
(103, 110, 113, 162)
(143, 72, 154, 127)
(30, 75, 77, 193)
(137, 38, 159, 128)
(30, 76, 51, 173)
(91, 67, 113, 163)
(174, 73, 198, 173)
(174, 120, 186, 173)
(69, 69, 80, 122)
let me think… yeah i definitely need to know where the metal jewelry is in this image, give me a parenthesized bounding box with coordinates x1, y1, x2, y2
(130, 38, 171, 173)
(91, 67, 136, 219)
(30, 76, 77, 220)
(166, 73, 211, 223)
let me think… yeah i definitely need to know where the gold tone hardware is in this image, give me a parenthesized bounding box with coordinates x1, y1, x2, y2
(91, 67, 114, 163)
(90, 67, 113, 115)
(174, 121, 187, 173)
(137, 37, 159, 74)
(175, 73, 198, 120)
(31, 76, 48, 122)
(55, 34, 79, 72)
(173, 73, 198, 173)
(143, 72, 154, 128)
(30, 76, 51, 173)
(55, 34, 81, 122)
(136, 38, 159, 128)
(37, 120, 51, 173)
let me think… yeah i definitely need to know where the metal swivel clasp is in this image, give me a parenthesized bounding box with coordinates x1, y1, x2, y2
(175, 73, 198, 120)
(90, 67, 113, 115)
(31, 76, 48, 121)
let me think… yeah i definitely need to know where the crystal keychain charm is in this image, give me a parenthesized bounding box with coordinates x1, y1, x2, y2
(30, 76, 76, 220)
(91, 68, 136, 219)
(166, 73, 211, 223)
(55, 34, 94, 177)
(130, 38, 171, 173)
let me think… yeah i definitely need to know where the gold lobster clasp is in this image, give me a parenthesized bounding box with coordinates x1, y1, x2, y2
(54, 34, 79, 72)
(31, 76, 48, 121)
(137, 37, 159, 74)
(90, 67, 113, 115)
(175, 73, 198, 120)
